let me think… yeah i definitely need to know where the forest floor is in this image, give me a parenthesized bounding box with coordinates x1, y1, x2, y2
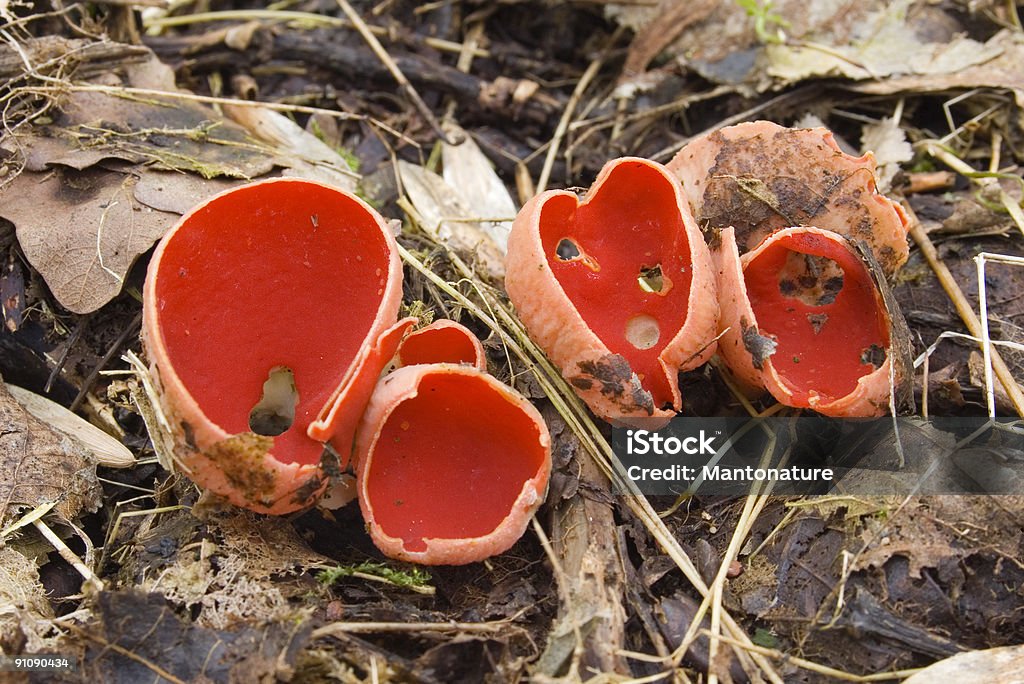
(2, 1, 1024, 682)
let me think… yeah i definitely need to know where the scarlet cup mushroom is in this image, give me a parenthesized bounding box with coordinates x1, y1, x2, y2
(143, 178, 413, 514)
(394, 319, 486, 369)
(505, 157, 718, 424)
(715, 226, 901, 416)
(355, 320, 551, 565)
(667, 120, 910, 274)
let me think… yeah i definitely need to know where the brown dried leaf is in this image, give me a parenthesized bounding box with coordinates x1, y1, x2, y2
(3, 52, 277, 179)
(81, 590, 310, 682)
(133, 171, 243, 215)
(0, 166, 176, 314)
(0, 381, 101, 529)
(7, 384, 135, 468)
(854, 29, 1024, 106)
(223, 105, 359, 191)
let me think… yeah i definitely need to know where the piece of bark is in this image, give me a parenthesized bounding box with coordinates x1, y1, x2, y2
(535, 408, 629, 676)
(0, 36, 149, 83)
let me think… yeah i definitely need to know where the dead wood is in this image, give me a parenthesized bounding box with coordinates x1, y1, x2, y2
(0, 36, 149, 83)
(144, 30, 562, 127)
(539, 408, 629, 677)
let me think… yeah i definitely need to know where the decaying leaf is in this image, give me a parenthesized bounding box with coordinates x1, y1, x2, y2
(0, 166, 176, 314)
(854, 29, 1024, 106)
(441, 122, 517, 253)
(132, 172, 243, 215)
(2, 52, 276, 178)
(7, 385, 134, 468)
(397, 160, 505, 279)
(765, 2, 1000, 84)
(80, 590, 311, 683)
(0, 380, 101, 528)
(861, 117, 913, 194)
(605, 0, 1008, 92)
(223, 105, 359, 192)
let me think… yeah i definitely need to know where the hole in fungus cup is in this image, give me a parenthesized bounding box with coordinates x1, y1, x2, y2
(716, 226, 896, 416)
(505, 157, 718, 423)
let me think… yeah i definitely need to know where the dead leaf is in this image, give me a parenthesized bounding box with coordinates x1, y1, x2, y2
(852, 500, 963, 579)
(902, 645, 1024, 684)
(7, 384, 135, 468)
(223, 105, 359, 192)
(767, 17, 999, 83)
(3, 52, 277, 179)
(854, 29, 1024, 106)
(133, 171, 243, 215)
(0, 380, 101, 528)
(81, 590, 310, 683)
(606, 0, 1000, 92)
(397, 160, 505, 279)
(0, 166, 175, 314)
(441, 122, 516, 253)
(861, 117, 913, 194)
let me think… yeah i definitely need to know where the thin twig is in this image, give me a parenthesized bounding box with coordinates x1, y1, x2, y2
(335, 0, 460, 145)
(33, 517, 104, 590)
(536, 30, 621, 193)
(312, 618, 522, 638)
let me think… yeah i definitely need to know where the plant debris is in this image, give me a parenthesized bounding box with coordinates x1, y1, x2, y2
(2, 0, 1024, 681)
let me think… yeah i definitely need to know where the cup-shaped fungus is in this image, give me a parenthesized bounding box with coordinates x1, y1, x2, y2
(667, 120, 910, 274)
(394, 319, 486, 370)
(716, 226, 902, 416)
(505, 157, 718, 424)
(143, 178, 412, 514)
(355, 362, 551, 565)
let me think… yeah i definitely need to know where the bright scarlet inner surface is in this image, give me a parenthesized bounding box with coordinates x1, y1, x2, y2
(367, 373, 545, 553)
(399, 326, 480, 367)
(744, 232, 889, 404)
(154, 182, 391, 466)
(539, 162, 694, 406)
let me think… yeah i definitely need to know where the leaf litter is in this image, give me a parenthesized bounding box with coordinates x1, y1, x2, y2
(2, 0, 1024, 682)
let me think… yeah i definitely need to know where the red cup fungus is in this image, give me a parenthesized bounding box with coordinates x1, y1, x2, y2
(394, 319, 486, 370)
(667, 120, 910, 275)
(715, 226, 897, 416)
(142, 178, 412, 514)
(355, 319, 551, 564)
(505, 157, 718, 424)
